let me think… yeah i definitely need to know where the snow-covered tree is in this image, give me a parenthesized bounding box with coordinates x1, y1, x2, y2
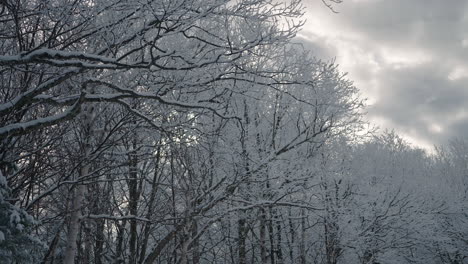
(0, 170, 43, 263)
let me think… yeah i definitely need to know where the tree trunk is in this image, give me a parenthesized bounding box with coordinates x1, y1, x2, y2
(268, 208, 275, 264)
(63, 127, 92, 264)
(300, 209, 306, 264)
(139, 147, 162, 264)
(63, 163, 88, 264)
(114, 222, 126, 263)
(63, 87, 95, 264)
(191, 220, 200, 264)
(238, 100, 251, 264)
(128, 148, 139, 264)
(260, 208, 268, 264)
(276, 211, 284, 264)
(94, 219, 104, 264)
(288, 208, 295, 263)
(238, 214, 247, 264)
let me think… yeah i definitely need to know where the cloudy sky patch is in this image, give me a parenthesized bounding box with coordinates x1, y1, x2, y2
(299, 0, 468, 149)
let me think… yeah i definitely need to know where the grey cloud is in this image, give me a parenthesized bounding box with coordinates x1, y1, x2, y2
(306, 0, 468, 60)
(301, 0, 468, 148)
(334, 1, 465, 38)
(369, 63, 468, 145)
(336, 0, 468, 60)
(444, 118, 468, 142)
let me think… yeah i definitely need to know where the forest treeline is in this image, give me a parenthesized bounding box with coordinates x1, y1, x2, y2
(0, 0, 466, 263)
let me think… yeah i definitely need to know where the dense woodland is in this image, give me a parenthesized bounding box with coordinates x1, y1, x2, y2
(0, 0, 467, 263)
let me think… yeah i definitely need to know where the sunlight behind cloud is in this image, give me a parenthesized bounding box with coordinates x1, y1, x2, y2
(379, 47, 431, 69)
(429, 123, 443, 134)
(448, 65, 468, 81)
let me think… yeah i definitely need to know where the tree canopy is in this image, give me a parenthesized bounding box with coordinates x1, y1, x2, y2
(0, 0, 466, 263)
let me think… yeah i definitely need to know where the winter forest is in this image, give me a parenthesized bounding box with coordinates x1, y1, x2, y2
(0, 0, 467, 263)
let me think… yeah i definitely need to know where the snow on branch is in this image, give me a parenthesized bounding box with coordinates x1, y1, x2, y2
(0, 49, 125, 68)
(82, 214, 150, 223)
(82, 79, 241, 121)
(0, 92, 84, 138)
(0, 69, 81, 115)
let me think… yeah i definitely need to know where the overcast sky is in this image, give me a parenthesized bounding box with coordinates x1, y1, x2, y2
(298, 0, 468, 150)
